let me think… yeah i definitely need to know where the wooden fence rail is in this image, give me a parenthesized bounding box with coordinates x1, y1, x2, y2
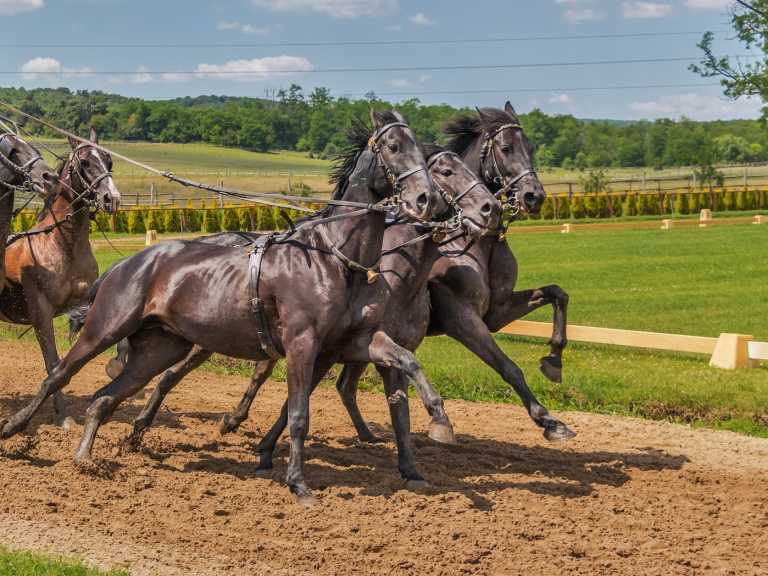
(499, 320, 766, 370)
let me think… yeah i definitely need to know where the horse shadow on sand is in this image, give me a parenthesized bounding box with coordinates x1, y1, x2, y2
(0, 392, 689, 510)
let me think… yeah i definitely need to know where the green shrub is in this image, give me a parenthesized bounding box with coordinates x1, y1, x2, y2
(597, 194, 610, 218)
(145, 210, 165, 233)
(571, 195, 587, 219)
(127, 210, 145, 233)
(625, 193, 637, 216)
(611, 195, 623, 217)
(540, 197, 555, 220)
(690, 192, 701, 213)
(114, 210, 128, 232)
(222, 206, 240, 231)
(584, 194, 598, 218)
(164, 208, 181, 232)
(557, 196, 570, 219)
(662, 193, 672, 215)
(674, 193, 690, 215)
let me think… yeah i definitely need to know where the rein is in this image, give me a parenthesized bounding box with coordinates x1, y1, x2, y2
(0, 132, 43, 193)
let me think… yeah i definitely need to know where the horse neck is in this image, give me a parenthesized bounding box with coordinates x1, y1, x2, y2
(0, 188, 12, 284)
(37, 183, 92, 252)
(320, 170, 387, 270)
(383, 225, 439, 294)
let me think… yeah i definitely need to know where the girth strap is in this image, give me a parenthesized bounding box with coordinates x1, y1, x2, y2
(248, 235, 282, 360)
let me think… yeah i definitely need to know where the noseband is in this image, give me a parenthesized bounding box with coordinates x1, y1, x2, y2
(479, 123, 536, 218)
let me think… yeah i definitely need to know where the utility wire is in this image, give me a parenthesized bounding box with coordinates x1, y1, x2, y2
(3, 55, 756, 76)
(0, 30, 725, 49)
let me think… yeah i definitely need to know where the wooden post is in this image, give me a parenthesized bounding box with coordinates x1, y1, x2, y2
(709, 333, 756, 370)
(150, 183, 155, 206)
(744, 166, 748, 192)
(567, 182, 573, 199)
(699, 208, 712, 228)
(753, 215, 767, 225)
(561, 223, 572, 234)
(660, 219, 673, 230)
(145, 230, 158, 246)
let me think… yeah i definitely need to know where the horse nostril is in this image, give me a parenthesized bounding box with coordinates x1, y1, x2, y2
(523, 192, 537, 208)
(42, 171, 58, 183)
(416, 193, 428, 211)
(481, 202, 492, 215)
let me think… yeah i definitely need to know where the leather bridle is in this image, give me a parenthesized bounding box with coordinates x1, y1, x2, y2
(67, 143, 115, 209)
(0, 133, 44, 193)
(479, 123, 537, 219)
(368, 121, 429, 208)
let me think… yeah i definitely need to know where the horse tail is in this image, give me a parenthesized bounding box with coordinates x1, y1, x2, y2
(67, 258, 126, 342)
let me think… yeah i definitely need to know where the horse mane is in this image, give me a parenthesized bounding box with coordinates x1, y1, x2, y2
(328, 110, 402, 200)
(444, 107, 520, 155)
(35, 151, 70, 222)
(422, 143, 445, 160)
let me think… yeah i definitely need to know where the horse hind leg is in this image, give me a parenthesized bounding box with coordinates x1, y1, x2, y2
(122, 345, 212, 452)
(335, 362, 383, 443)
(106, 338, 132, 380)
(219, 359, 277, 436)
(74, 329, 193, 464)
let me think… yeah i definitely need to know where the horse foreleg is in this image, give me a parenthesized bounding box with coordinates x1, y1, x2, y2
(20, 276, 73, 429)
(219, 359, 278, 436)
(443, 300, 575, 441)
(366, 331, 456, 446)
(335, 362, 382, 443)
(484, 284, 569, 383)
(122, 345, 213, 452)
(256, 357, 333, 472)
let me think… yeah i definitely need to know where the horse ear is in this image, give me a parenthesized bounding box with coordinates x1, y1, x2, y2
(89, 127, 99, 144)
(504, 101, 518, 117)
(370, 109, 384, 131)
(68, 136, 79, 150)
(475, 107, 490, 123)
(391, 110, 407, 124)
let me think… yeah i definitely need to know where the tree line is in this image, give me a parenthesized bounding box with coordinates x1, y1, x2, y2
(1, 85, 767, 169)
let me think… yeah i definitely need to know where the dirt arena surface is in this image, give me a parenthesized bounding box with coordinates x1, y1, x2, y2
(1, 340, 767, 576)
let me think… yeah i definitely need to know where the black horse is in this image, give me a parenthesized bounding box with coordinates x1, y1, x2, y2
(1, 111, 451, 503)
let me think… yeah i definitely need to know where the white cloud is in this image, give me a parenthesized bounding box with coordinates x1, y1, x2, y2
(0, 0, 43, 15)
(549, 93, 573, 105)
(195, 56, 314, 81)
(629, 93, 763, 120)
(409, 12, 434, 26)
(217, 21, 271, 36)
(684, 0, 732, 9)
(20, 57, 92, 80)
(555, 1, 605, 23)
(623, 1, 672, 18)
(386, 78, 412, 88)
(251, 0, 397, 19)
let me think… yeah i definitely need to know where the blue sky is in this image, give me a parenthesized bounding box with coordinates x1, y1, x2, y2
(0, 0, 761, 120)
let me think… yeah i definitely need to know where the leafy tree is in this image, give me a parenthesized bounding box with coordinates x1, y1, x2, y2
(692, 1, 768, 121)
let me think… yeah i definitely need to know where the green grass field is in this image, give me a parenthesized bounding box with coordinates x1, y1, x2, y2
(0, 547, 127, 576)
(2, 219, 766, 437)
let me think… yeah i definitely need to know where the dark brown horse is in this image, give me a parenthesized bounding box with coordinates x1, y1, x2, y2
(334, 102, 574, 441)
(1, 130, 59, 291)
(221, 102, 574, 443)
(110, 145, 501, 486)
(1, 111, 449, 503)
(0, 128, 121, 426)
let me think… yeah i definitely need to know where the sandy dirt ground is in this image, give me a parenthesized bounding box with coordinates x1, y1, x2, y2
(1, 340, 767, 576)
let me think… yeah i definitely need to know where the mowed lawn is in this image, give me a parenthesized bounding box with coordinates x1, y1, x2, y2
(3, 223, 767, 436)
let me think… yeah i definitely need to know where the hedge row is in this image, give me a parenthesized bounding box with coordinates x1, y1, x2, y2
(9, 189, 768, 233)
(537, 189, 768, 220)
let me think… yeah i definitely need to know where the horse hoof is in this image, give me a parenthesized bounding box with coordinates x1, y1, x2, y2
(405, 478, 429, 491)
(58, 417, 76, 432)
(358, 431, 384, 444)
(539, 356, 563, 384)
(105, 358, 125, 380)
(543, 422, 577, 442)
(218, 416, 237, 437)
(428, 421, 457, 445)
(295, 493, 318, 507)
(120, 436, 141, 454)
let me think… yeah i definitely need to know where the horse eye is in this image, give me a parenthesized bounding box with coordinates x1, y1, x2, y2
(441, 169, 453, 177)
(387, 143, 398, 153)
(500, 145, 512, 153)
(80, 159, 90, 168)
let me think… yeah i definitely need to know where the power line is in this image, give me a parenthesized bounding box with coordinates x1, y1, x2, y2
(340, 82, 724, 98)
(5, 55, 751, 76)
(0, 30, 723, 49)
